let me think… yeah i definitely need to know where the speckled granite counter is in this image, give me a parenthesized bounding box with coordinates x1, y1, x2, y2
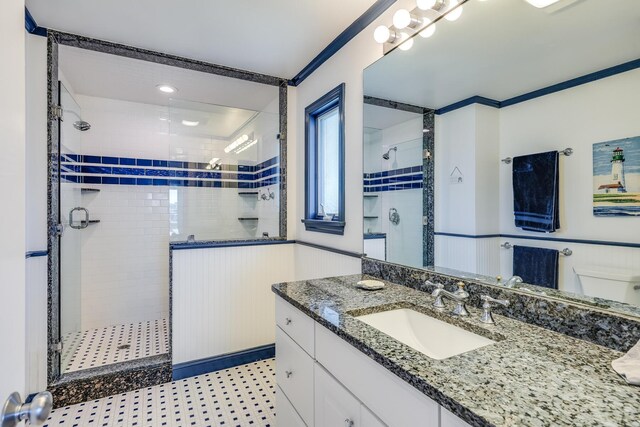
(272, 274, 640, 427)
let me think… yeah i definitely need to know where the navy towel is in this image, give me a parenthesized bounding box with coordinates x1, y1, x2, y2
(513, 245, 559, 289)
(512, 151, 560, 233)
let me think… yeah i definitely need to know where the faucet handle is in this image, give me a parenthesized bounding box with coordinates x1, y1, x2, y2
(454, 282, 468, 298)
(429, 282, 446, 309)
(481, 295, 510, 307)
(480, 295, 510, 324)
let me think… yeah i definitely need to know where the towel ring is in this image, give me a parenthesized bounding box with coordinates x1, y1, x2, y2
(501, 148, 573, 164)
(500, 242, 572, 256)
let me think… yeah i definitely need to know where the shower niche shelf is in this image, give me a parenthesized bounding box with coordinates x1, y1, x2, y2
(363, 194, 378, 198)
(81, 188, 100, 193)
(238, 192, 259, 196)
(364, 216, 379, 219)
(238, 217, 259, 221)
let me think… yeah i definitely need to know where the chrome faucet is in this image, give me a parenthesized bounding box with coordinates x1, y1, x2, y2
(480, 295, 510, 324)
(431, 281, 470, 316)
(505, 275, 523, 288)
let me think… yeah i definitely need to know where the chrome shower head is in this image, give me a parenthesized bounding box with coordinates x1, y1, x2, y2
(382, 147, 397, 160)
(73, 121, 91, 131)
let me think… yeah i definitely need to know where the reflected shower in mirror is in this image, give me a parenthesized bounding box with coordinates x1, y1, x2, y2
(363, 0, 640, 316)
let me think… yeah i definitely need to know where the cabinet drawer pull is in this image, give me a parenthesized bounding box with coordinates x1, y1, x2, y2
(345, 418, 354, 427)
(285, 370, 293, 378)
(285, 317, 292, 325)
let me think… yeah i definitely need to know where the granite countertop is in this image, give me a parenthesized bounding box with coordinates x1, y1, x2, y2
(272, 274, 640, 427)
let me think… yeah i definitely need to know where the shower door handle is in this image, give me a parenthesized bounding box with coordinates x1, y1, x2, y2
(69, 207, 90, 229)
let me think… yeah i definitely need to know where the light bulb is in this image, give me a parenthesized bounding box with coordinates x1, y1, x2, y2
(398, 33, 414, 51)
(416, 0, 437, 10)
(393, 9, 412, 29)
(374, 25, 391, 43)
(525, 0, 561, 7)
(156, 84, 176, 94)
(419, 20, 436, 38)
(445, 0, 463, 21)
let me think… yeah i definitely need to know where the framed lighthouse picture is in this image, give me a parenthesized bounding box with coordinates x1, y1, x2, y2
(593, 136, 640, 216)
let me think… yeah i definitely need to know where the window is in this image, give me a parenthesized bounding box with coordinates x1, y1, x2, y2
(302, 84, 345, 234)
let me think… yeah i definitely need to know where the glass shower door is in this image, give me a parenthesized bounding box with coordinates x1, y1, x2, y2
(58, 83, 85, 373)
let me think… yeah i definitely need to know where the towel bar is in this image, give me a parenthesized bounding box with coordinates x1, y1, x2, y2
(500, 242, 572, 256)
(501, 148, 573, 164)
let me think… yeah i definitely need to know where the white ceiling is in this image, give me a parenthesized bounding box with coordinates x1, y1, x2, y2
(59, 45, 279, 112)
(364, 0, 640, 109)
(363, 103, 421, 129)
(59, 45, 278, 139)
(27, 0, 377, 78)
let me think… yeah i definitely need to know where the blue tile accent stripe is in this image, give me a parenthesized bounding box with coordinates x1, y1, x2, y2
(61, 154, 280, 188)
(363, 165, 423, 192)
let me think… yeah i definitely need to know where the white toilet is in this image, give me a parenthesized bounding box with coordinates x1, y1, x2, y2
(573, 267, 640, 305)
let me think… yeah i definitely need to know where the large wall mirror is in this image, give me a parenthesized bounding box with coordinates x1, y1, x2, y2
(362, 0, 640, 316)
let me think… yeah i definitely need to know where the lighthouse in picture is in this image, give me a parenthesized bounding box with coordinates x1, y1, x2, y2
(611, 147, 626, 191)
(611, 147, 626, 192)
(597, 147, 627, 193)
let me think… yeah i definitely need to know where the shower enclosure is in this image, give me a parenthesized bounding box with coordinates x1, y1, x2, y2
(48, 43, 283, 385)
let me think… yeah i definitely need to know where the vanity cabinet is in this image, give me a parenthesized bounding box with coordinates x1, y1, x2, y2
(275, 295, 472, 427)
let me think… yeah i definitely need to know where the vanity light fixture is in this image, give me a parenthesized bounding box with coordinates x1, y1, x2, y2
(234, 138, 258, 154)
(524, 0, 561, 8)
(374, 25, 398, 44)
(398, 33, 414, 51)
(393, 9, 422, 30)
(181, 120, 199, 127)
(156, 84, 177, 94)
(444, 0, 463, 21)
(374, 0, 465, 52)
(224, 134, 252, 153)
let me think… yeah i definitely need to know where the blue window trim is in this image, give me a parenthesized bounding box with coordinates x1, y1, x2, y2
(303, 83, 346, 235)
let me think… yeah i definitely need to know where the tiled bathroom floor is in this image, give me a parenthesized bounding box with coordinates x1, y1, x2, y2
(44, 358, 276, 427)
(62, 318, 169, 373)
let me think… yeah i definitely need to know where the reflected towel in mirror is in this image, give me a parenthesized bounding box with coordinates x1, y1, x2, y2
(512, 151, 560, 232)
(513, 245, 559, 289)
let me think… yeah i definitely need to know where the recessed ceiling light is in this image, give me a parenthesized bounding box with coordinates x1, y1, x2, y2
(157, 84, 177, 94)
(524, 0, 561, 8)
(181, 120, 199, 127)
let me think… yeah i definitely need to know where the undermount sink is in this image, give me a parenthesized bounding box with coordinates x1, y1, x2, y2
(356, 308, 495, 360)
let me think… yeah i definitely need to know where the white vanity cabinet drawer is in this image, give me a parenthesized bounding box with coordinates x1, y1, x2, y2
(276, 295, 315, 356)
(441, 407, 472, 427)
(315, 363, 386, 427)
(276, 327, 315, 426)
(277, 385, 307, 427)
(315, 323, 439, 427)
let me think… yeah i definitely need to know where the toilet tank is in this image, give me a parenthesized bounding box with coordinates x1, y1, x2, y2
(573, 267, 640, 305)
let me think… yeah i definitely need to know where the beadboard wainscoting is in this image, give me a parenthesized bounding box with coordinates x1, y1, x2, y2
(172, 242, 362, 368)
(26, 255, 48, 394)
(435, 235, 501, 278)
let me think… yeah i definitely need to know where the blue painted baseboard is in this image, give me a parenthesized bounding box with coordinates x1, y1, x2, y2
(172, 344, 275, 381)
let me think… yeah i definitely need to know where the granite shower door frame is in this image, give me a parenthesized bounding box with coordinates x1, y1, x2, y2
(45, 30, 289, 404)
(363, 96, 435, 267)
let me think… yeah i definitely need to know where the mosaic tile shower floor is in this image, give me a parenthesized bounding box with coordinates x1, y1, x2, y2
(43, 359, 276, 427)
(62, 319, 169, 373)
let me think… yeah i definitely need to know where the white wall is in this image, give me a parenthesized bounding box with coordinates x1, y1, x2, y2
(1, 0, 27, 399)
(435, 70, 640, 295)
(172, 243, 361, 365)
(496, 69, 640, 294)
(292, 0, 416, 251)
(25, 34, 49, 394)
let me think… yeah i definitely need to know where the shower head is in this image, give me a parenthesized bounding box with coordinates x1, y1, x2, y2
(73, 121, 91, 131)
(382, 147, 397, 160)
